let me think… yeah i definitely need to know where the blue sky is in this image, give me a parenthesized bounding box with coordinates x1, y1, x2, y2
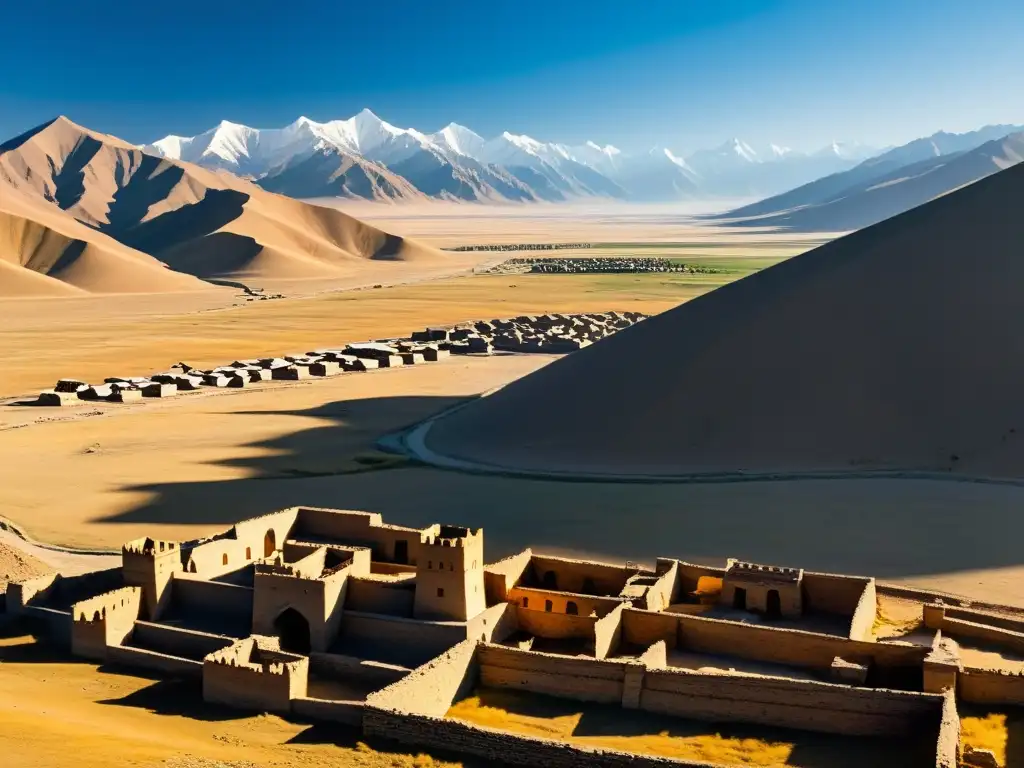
(2, 0, 1022, 153)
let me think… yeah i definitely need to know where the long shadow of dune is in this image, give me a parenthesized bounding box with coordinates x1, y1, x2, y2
(52, 135, 103, 211)
(100, 154, 187, 236)
(93, 393, 1024, 583)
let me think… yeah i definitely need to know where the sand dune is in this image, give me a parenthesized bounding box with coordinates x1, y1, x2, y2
(0, 117, 448, 294)
(425, 160, 1024, 478)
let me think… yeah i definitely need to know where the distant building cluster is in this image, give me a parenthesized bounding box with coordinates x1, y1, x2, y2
(34, 312, 648, 406)
(445, 242, 593, 252)
(486, 257, 724, 275)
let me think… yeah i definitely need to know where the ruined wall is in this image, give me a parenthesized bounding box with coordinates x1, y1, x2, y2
(182, 539, 254, 580)
(509, 587, 622, 617)
(594, 604, 625, 660)
(848, 579, 877, 641)
(527, 555, 634, 595)
(515, 604, 598, 640)
(642, 561, 678, 612)
(674, 561, 727, 599)
(943, 606, 1024, 633)
(5, 572, 60, 612)
(478, 644, 629, 704)
(294, 508, 423, 564)
(640, 666, 944, 736)
(483, 549, 533, 603)
(130, 621, 234, 660)
(802, 572, 873, 617)
(959, 668, 1024, 705)
(936, 690, 960, 768)
(365, 638, 479, 717)
(925, 603, 1024, 655)
(345, 576, 414, 617)
(672, 611, 927, 670)
(292, 696, 364, 726)
(336, 611, 467, 666)
(172, 578, 252, 619)
(309, 652, 409, 687)
(364, 709, 719, 768)
(70, 587, 142, 661)
(203, 637, 308, 713)
(621, 608, 680, 649)
(107, 644, 203, 677)
(466, 602, 518, 645)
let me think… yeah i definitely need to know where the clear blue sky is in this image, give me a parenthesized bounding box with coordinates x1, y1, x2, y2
(2, 0, 1022, 153)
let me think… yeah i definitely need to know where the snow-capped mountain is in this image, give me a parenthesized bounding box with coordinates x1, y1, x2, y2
(144, 109, 880, 203)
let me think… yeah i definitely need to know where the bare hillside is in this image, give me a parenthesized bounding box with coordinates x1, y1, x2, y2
(0, 117, 447, 293)
(425, 160, 1024, 479)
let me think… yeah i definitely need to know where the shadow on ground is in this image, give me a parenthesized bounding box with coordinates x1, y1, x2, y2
(94, 393, 1024, 585)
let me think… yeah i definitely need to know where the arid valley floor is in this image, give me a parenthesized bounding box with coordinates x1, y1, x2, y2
(3, 203, 1024, 768)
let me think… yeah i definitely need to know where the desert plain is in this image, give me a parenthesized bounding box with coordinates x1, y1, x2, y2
(3, 200, 1023, 767)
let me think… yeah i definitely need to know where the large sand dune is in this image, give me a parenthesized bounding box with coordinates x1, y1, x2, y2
(425, 160, 1024, 478)
(0, 117, 447, 294)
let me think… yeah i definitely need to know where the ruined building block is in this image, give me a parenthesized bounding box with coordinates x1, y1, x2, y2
(70, 586, 143, 661)
(414, 525, 487, 622)
(309, 361, 341, 376)
(830, 656, 869, 685)
(203, 636, 308, 714)
(721, 559, 804, 619)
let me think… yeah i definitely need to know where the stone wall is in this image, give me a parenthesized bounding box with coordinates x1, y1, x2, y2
(802, 572, 873, 618)
(509, 586, 622, 617)
(925, 603, 1024, 656)
(642, 561, 678, 612)
(345, 576, 415, 617)
(70, 586, 142, 661)
(337, 611, 468, 666)
(515, 603, 599, 640)
(309, 651, 409, 687)
(106, 644, 204, 677)
(483, 549, 533, 603)
(294, 507, 424, 564)
(594, 604, 625, 659)
(936, 690, 960, 768)
(365, 638, 479, 717)
(478, 643, 629, 704)
(674, 562, 727, 600)
(292, 696, 364, 725)
(364, 709, 717, 767)
(203, 636, 308, 713)
(621, 608, 681, 649)
(130, 621, 234, 660)
(640, 666, 944, 736)
(528, 555, 633, 595)
(848, 579, 878, 640)
(172, 578, 252, 620)
(959, 667, 1024, 705)
(671, 611, 927, 670)
(466, 601, 518, 644)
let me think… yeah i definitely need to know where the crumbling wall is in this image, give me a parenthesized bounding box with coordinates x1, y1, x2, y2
(292, 696, 364, 725)
(70, 586, 142, 661)
(621, 608, 680, 649)
(478, 643, 628, 704)
(848, 579, 877, 640)
(936, 690, 960, 768)
(672, 611, 926, 670)
(515, 604, 598, 640)
(483, 549, 533, 603)
(643, 561, 678, 612)
(364, 709, 719, 768)
(674, 561, 727, 601)
(925, 603, 1024, 655)
(526, 555, 634, 595)
(130, 621, 234, 660)
(345, 576, 414, 617)
(802, 572, 873, 618)
(959, 667, 1024, 705)
(309, 652, 409, 687)
(336, 611, 467, 666)
(5, 572, 60, 612)
(203, 636, 308, 713)
(466, 602, 518, 645)
(640, 666, 945, 735)
(509, 587, 622, 617)
(107, 644, 204, 677)
(594, 604, 625, 660)
(365, 638, 479, 717)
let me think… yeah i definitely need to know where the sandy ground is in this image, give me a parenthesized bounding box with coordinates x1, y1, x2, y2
(2, 353, 1024, 606)
(446, 688, 932, 766)
(0, 632, 474, 768)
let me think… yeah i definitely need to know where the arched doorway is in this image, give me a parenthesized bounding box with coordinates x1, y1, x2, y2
(274, 608, 311, 654)
(733, 587, 747, 611)
(263, 529, 277, 558)
(766, 590, 782, 620)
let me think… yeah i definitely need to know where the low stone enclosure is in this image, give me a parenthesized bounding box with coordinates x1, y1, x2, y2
(32, 311, 646, 406)
(9, 507, 1024, 767)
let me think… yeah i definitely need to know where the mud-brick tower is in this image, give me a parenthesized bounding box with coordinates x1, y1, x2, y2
(121, 537, 182, 620)
(414, 525, 486, 621)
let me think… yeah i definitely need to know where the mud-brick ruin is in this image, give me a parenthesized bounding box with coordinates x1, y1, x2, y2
(9, 506, 1024, 767)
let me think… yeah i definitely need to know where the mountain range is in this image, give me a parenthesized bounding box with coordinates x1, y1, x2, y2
(0, 117, 446, 297)
(143, 109, 879, 203)
(719, 124, 1024, 231)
